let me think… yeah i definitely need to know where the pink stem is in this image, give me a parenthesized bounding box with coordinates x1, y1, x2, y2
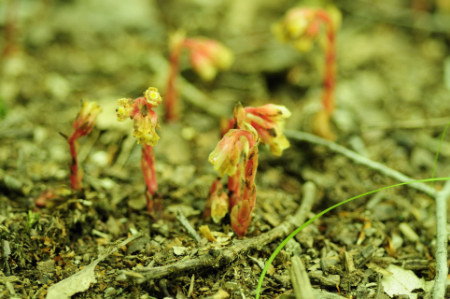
(242, 147, 258, 212)
(141, 144, 157, 212)
(316, 10, 336, 117)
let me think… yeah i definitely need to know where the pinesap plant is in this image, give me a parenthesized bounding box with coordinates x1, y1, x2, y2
(273, 6, 340, 140)
(165, 31, 233, 121)
(208, 103, 291, 236)
(116, 87, 163, 213)
(66, 101, 102, 191)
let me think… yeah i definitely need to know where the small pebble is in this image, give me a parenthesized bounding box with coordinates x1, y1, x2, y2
(399, 222, 420, 242)
(173, 246, 187, 256)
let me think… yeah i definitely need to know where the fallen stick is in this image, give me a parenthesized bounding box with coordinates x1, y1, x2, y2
(432, 179, 450, 299)
(119, 181, 317, 283)
(285, 130, 436, 197)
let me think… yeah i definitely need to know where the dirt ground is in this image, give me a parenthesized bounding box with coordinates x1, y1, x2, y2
(1, 0, 450, 298)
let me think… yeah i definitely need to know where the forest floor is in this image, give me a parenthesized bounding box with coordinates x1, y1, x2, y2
(0, 0, 450, 298)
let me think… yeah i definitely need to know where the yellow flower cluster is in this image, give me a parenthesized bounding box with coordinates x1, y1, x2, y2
(208, 129, 255, 177)
(116, 87, 162, 146)
(116, 98, 133, 121)
(245, 104, 291, 156)
(133, 115, 159, 146)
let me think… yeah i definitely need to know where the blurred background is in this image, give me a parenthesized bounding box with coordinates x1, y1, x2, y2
(1, 0, 450, 183)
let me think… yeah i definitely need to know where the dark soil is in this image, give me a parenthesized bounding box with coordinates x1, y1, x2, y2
(1, 0, 450, 298)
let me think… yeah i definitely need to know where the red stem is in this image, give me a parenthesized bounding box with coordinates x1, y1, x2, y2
(141, 144, 157, 212)
(68, 134, 82, 191)
(316, 10, 336, 116)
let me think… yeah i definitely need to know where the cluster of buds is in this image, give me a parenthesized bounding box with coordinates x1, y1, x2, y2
(67, 101, 102, 191)
(165, 31, 234, 121)
(273, 7, 340, 140)
(208, 103, 291, 236)
(116, 87, 163, 213)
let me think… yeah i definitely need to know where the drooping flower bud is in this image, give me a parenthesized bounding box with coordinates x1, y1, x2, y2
(208, 179, 230, 223)
(73, 101, 102, 137)
(244, 104, 291, 156)
(185, 38, 234, 81)
(208, 129, 256, 177)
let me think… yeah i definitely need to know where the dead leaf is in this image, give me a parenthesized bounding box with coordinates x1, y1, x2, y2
(381, 264, 425, 299)
(46, 233, 142, 299)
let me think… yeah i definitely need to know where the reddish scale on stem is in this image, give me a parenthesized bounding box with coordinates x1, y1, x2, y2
(230, 144, 258, 237)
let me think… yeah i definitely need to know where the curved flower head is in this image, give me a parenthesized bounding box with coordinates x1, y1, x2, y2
(208, 129, 256, 177)
(275, 8, 317, 40)
(73, 101, 102, 137)
(244, 104, 291, 156)
(185, 38, 234, 81)
(273, 7, 341, 52)
(273, 8, 318, 52)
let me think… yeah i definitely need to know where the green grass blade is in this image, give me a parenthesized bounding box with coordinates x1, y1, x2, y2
(255, 177, 450, 299)
(431, 121, 450, 186)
